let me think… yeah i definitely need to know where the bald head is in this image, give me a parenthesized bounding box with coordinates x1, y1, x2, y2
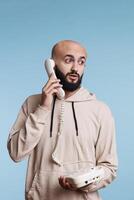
(50, 40, 87, 92)
(51, 40, 87, 59)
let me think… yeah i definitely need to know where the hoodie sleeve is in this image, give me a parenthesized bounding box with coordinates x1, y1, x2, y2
(7, 97, 51, 162)
(79, 103, 118, 193)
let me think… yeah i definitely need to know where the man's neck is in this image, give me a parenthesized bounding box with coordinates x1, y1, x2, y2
(64, 87, 80, 99)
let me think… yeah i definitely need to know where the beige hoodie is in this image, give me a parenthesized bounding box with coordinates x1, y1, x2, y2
(7, 87, 118, 200)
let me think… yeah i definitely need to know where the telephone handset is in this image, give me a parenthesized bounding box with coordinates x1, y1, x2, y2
(44, 58, 65, 100)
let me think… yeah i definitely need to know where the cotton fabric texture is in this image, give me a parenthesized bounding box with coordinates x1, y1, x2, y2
(7, 87, 118, 200)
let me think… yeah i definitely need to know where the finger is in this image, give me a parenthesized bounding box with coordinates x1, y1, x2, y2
(62, 177, 71, 190)
(58, 176, 65, 188)
(64, 178, 76, 190)
(62, 177, 67, 187)
(43, 83, 62, 94)
(46, 86, 64, 97)
(43, 72, 60, 89)
(42, 80, 62, 92)
(58, 176, 75, 190)
(66, 182, 75, 190)
(45, 80, 61, 92)
(58, 176, 63, 186)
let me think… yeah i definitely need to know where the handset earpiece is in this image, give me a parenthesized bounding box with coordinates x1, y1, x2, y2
(44, 59, 65, 100)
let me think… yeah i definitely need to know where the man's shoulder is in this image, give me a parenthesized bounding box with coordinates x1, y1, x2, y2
(84, 88, 111, 110)
(26, 93, 42, 102)
(84, 92, 113, 116)
(23, 93, 42, 111)
(93, 99, 114, 119)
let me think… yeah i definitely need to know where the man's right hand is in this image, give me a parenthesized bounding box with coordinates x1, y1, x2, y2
(40, 74, 62, 109)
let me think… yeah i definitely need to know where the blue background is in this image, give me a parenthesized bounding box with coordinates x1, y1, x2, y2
(0, 0, 134, 199)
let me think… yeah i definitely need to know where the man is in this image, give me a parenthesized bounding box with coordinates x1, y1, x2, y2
(7, 40, 118, 200)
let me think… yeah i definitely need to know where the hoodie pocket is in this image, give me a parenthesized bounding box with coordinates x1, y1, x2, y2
(27, 170, 84, 200)
(27, 170, 63, 200)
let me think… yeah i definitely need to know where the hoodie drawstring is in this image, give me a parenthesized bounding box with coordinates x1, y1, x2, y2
(50, 96, 56, 137)
(50, 98, 78, 137)
(72, 102, 78, 136)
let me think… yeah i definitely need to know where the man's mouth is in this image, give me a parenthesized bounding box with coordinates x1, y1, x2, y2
(67, 74, 79, 82)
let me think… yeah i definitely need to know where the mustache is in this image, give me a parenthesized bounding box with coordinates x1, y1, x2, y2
(66, 70, 80, 78)
(54, 66, 83, 91)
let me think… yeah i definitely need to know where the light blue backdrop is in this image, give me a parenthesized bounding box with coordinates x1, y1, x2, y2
(0, 0, 134, 199)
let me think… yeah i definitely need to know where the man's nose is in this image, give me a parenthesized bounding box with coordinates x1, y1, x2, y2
(71, 61, 78, 72)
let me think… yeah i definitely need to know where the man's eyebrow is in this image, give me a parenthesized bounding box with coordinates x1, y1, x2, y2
(64, 55, 86, 60)
(64, 54, 74, 58)
(79, 56, 86, 60)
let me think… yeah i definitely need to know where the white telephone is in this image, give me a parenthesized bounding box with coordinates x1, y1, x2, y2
(65, 167, 104, 188)
(44, 58, 65, 100)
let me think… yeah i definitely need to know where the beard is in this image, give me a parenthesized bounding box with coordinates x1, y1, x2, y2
(54, 66, 83, 92)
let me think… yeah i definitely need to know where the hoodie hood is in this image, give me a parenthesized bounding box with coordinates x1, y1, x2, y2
(65, 86, 96, 102)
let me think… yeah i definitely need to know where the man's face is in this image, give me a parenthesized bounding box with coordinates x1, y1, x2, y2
(53, 41, 87, 91)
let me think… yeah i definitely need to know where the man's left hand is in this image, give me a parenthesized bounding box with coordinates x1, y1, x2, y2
(58, 176, 77, 191)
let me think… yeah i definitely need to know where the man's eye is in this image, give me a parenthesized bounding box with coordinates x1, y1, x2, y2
(79, 59, 85, 65)
(65, 58, 72, 64)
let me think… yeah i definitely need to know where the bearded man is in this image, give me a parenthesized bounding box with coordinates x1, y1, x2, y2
(7, 40, 118, 200)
